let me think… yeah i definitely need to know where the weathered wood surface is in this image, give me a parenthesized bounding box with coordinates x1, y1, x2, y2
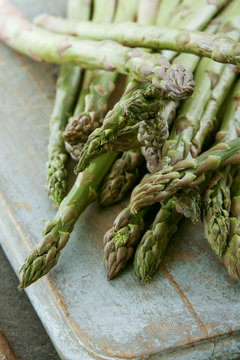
(1, 1, 240, 359)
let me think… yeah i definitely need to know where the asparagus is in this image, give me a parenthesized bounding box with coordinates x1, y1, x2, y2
(64, 72, 116, 145)
(133, 0, 240, 282)
(34, 8, 240, 67)
(99, 149, 144, 207)
(224, 167, 240, 282)
(203, 169, 232, 258)
(142, 0, 238, 171)
(65, 142, 85, 161)
(103, 205, 150, 280)
(0, 3, 194, 101)
(63, 0, 123, 151)
(137, 0, 161, 25)
(65, 0, 141, 160)
(19, 152, 118, 289)
(102, 0, 163, 280)
(74, 82, 168, 173)
(202, 79, 240, 258)
(18, 0, 141, 289)
(130, 138, 240, 214)
(156, 0, 182, 27)
(190, 65, 239, 157)
(102, 0, 228, 281)
(134, 199, 182, 283)
(46, 0, 92, 205)
(103, 0, 229, 281)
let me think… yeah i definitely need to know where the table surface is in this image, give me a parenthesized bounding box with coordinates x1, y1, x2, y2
(1, 1, 240, 359)
(0, 246, 59, 360)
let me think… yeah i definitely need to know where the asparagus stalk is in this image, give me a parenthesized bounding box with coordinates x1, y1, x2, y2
(133, 1, 240, 282)
(74, 82, 168, 173)
(134, 88, 240, 281)
(134, 199, 182, 283)
(34, 9, 240, 67)
(0, 2, 194, 101)
(139, 1, 205, 170)
(137, 0, 161, 24)
(103, 205, 150, 280)
(19, 0, 140, 289)
(142, 0, 239, 171)
(63, 0, 118, 150)
(63, 0, 140, 150)
(202, 79, 240, 258)
(19, 152, 118, 289)
(102, 0, 163, 279)
(130, 138, 240, 214)
(224, 167, 240, 282)
(99, 149, 144, 207)
(156, 0, 182, 27)
(46, 0, 92, 206)
(64, 72, 116, 145)
(203, 168, 232, 258)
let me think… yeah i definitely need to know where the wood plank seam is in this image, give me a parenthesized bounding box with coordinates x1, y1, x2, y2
(160, 264, 209, 338)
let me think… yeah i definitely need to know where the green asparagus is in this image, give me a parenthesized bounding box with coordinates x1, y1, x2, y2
(133, 0, 240, 283)
(46, 0, 92, 206)
(130, 139, 240, 214)
(74, 82, 167, 173)
(19, 152, 118, 289)
(202, 79, 240, 258)
(64, 0, 140, 159)
(102, 0, 163, 280)
(35, 12, 240, 67)
(103, 205, 150, 280)
(63, 0, 119, 150)
(134, 199, 182, 283)
(224, 167, 240, 282)
(0, 2, 194, 101)
(99, 149, 144, 207)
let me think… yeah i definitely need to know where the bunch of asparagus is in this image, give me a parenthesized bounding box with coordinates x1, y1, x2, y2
(2, 0, 240, 289)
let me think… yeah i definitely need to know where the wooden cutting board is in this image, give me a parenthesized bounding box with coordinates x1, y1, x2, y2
(1, 0, 240, 359)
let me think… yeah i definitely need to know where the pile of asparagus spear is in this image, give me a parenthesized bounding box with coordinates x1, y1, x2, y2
(1, 0, 240, 289)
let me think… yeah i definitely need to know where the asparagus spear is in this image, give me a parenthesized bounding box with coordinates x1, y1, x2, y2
(19, 152, 118, 289)
(99, 149, 144, 207)
(137, 0, 161, 24)
(74, 82, 168, 173)
(103, 205, 150, 280)
(63, 73, 116, 145)
(102, 0, 231, 281)
(224, 167, 240, 282)
(135, 62, 240, 282)
(203, 168, 232, 258)
(133, 0, 240, 282)
(141, 0, 236, 171)
(18, 0, 140, 289)
(156, 0, 182, 27)
(63, 0, 118, 151)
(160, 0, 240, 169)
(134, 199, 182, 283)
(46, 0, 92, 206)
(35, 13, 240, 67)
(202, 79, 240, 258)
(0, 2, 194, 101)
(63, 0, 140, 149)
(102, 0, 163, 279)
(130, 138, 240, 214)
(102, 0, 226, 281)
